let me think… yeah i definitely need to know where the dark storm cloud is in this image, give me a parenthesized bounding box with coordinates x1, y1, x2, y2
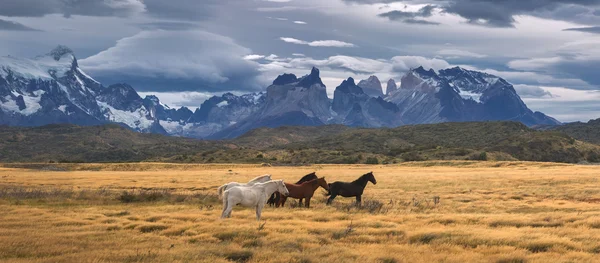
(347, 0, 600, 27)
(0, 19, 42, 31)
(142, 0, 248, 21)
(79, 30, 265, 93)
(378, 4, 439, 24)
(403, 18, 440, 25)
(563, 26, 600, 33)
(0, 0, 144, 18)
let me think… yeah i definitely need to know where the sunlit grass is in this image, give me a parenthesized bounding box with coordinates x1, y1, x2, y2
(1, 162, 600, 262)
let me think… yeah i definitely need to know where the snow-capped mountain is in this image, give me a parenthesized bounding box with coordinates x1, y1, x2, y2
(0, 46, 165, 133)
(387, 66, 560, 126)
(0, 47, 560, 139)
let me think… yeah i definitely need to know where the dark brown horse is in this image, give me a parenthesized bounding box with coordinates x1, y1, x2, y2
(326, 172, 376, 205)
(278, 177, 329, 208)
(267, 172, 317, 207)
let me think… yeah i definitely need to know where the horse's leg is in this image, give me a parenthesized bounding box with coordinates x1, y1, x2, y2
(280, 196, 287, 208)
(356, 195, 362, 206)
(298, 198, 303, 207)
(327, 194, 337, 205)
(275, 192, 281, 208)
(305, 197, 311, 208)
(256, 202, 264, 221)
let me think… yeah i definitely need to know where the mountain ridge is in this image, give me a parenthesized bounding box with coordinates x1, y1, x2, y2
(0, 46, 561, 139)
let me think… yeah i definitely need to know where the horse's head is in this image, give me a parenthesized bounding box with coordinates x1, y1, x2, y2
(366, 171, 377, 185)
(278, 180, 289, 196)
(318, 177, 329, 191)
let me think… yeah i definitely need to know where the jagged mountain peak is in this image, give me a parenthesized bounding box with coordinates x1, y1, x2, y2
(336, 77, 364, 95)
(357, 75, 384, 98)
(411, 66, 438, 78)
(272, 73, 298, 85)
(47, 45, 74, 61)
(297, 67, 324, 88)
(386, 79, 398, 95)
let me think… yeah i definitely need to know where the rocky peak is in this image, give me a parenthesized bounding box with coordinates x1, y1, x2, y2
(272, 73, 298, 85)
(297, 67, 324, 88)
(386, 79, 397, 95)
(336, 77, 364, 95)
(47, 45, 75, 62)
(357, 75, 384, 98)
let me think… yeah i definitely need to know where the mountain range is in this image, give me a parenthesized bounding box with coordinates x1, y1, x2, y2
(0, 46, 560, 139)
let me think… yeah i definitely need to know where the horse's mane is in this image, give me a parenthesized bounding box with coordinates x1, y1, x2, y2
(248, 174, 271, 184)
(296, 172, 317, 184)
(351, 172, 372, 185)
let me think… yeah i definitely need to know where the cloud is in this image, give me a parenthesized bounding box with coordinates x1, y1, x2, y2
(513, 84, 554, 98)
(293, 20, 307, 24)
(507, 39, 600, 87)
(137, 21, 200, 30)
(279, 37, 355, 47)
(437, 49, 487, 58)
(138, 91, 220, 109)
(0, 0, 145, 18)
(0, 19, 41, 31)
(390, 56, 450, 72)
(378, 4, 439, 25)
(442, 0, 600, 28)
(563, 26, 600, 34)
(244, 54, 265, 60)
(80, 30, 264, 93)
(522, 87, 600, 122)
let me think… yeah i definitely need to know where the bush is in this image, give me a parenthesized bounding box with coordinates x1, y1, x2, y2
(223, 250, 253, 262)
(365, 157, 379, 164)
(401, 152, 426, 162)
(469, 151, 488, 161)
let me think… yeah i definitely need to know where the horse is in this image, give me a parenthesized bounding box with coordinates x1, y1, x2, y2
(216, 174, 272, 199)
(221, 180, 289, 221)
(267, 172, 317, 207)
(277, 177, 329, 208)
(326, 172, 376, 205)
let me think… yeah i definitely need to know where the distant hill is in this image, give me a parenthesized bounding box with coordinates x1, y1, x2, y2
(0, 122, 598, 164)
(549, 118, 600, 145)
(0, 124, 219, 162)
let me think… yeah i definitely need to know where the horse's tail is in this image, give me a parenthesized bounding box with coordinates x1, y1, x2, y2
(217, 184, 227, 199)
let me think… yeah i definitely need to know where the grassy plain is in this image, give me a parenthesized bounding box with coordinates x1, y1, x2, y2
(1, 162, 600, 262)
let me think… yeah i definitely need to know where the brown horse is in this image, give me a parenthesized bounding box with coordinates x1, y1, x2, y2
(277, 177, 329, 208)
(267, 172, 317, 207)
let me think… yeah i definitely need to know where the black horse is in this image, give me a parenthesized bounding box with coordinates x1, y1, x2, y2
(267, 172, 317, 207)
(326, 172, 377, 205)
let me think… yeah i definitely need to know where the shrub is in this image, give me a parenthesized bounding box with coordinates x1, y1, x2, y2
(401, 152, 426, 162)
(138, 224, 168, 233)
(365, 157, 379, 164)
(224, 250, 253, 263)
(469, 151, 488, 161)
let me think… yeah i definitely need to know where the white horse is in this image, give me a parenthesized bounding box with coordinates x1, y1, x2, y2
(216, 174, 272, 199)
(221, 180, 289, 221)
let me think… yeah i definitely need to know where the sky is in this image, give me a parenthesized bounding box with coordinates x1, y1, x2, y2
(1, 0, 600, 122)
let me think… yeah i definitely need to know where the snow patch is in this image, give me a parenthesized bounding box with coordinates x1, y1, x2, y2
(98, 101, 154, 130)
(58, 105, 68, 113)
(216, 100, 229, 107)
(0, 90, 45, 115)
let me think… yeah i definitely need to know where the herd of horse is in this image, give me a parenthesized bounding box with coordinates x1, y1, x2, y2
(217, 172, 377, 220)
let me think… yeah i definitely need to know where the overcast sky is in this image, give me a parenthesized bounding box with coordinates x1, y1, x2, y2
(1, 0, 600, 122)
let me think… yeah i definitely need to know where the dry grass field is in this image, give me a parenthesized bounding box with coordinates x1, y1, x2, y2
(1, 162, 600, 263)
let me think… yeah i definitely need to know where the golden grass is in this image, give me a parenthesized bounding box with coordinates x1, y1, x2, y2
(1, 161, 600, 262)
